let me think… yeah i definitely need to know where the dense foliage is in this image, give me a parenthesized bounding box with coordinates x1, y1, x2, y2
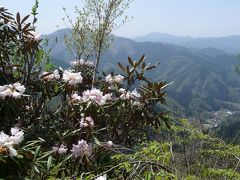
(1, 3, 240, 180)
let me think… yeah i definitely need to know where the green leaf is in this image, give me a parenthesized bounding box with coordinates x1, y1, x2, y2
(45, 61, 54, 71)
(16, 154, 23, 159)
(94, 136, 101, 145)
(34, 165, 40, 174)
(34, 146, 41, 161)
(47, 156, 53, 171)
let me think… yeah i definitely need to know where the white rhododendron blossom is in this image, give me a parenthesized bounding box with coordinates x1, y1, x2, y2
(119, 88, 141, 100)
(106, 141, 113, 148)
(82, 88, 112, 105)
(0, 127, 24, 157)
(28, 31, 41, 41)
(119, 88, 130, 100)
(132, 101, 141, 106)
(119, 88, 142, 106)
(12, 66, 17, 72)
(0, 83, 26, 99)
(95, 174, 107, 180)
(53, 144, 68, 155)
(105, 74, 114, 84)
(0, 18, 4, 24)
(71, 139, 92, 158)
(80, 117, 94, 128)
(119, 88, 126, 93)
(41, 70, 60, 81)
(105, 74, 124, 84)
(63, 70, 83, 86)
(120, 91, 131, 100)
(71, 93, 81, 103)
(9, 127, 24, 145)
(130, 89, 141, 100)
(71, 59, 94, 67)
(114, 75, 124, 83)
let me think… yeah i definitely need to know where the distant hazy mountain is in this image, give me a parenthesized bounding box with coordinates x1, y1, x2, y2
(42, 29, 240, 114)
(41, 28, 74, 67)
(134, 32, 240, 54)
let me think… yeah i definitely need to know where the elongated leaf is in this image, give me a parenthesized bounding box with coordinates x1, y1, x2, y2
(21, 14, 30, 24)
(38, 151, 53, 161)
(118, 62, 126, 72)
(128, 56, 134, 66)
(47, 156, 53, 171)
(136, 55, 146, 66)
(34, 165, 40, 173)
(16, 12, 20, 24)
(34, 145, 41, 161)
(22, 23, 31, 32)
(94, 136, 101, 145)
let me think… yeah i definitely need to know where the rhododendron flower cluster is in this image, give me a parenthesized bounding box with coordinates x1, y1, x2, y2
(63, 70, 83, 86)
(119, 88, 141, 100)
(0, 83, 26, 99)
(53, 144, 68, 155)
(71, 93, 81, 103)
(95, 174, 107, 180)
(81, 88, 112, 105)
(0, 127, 24, 157)
(80, 117, 94, 128)
(28, 31, 41, 41)
(71, 59, 94, 67)
(130, 89, 141, 99)
(105, 74, 124, 84)
(71, 139, 92, 158)
(41, 70, 60, 81)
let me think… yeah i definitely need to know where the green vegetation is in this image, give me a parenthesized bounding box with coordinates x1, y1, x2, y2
(43, 29, 240, 114)
(1, 1, 240, 179)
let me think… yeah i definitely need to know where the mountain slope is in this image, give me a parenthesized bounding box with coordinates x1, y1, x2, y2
(135, 32, 240, 54)
(42, 29, 240, 114)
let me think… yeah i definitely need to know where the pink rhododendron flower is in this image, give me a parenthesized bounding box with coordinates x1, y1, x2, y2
(106, 74, 124, 84)
(80, 117, 94, 128)
(0, 127, 24, 157)
(119, 88, 141, 101)
(41, 70, 60, 81)
(63, 70, 83, 86)
(71, 93, 81, 103)
(82, 88, 112, 105)
(53, 144, 68, 154)
(71, 139, 92, 158)
(0, 83, 26, 99)
(28, 31, 41, 41)
(130, 89, 141, 99)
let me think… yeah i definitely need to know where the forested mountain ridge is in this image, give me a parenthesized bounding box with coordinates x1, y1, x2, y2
(42, 29, 240, 114)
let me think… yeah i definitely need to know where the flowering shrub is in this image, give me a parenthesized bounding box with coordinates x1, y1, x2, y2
(0, 6, 170, 179)
(0, 127, 24, 157)
(0, 83, 26, 99)
(62, 70, 83, 86)
(105, 74, 124, 84)
(1, 4, 240, 179)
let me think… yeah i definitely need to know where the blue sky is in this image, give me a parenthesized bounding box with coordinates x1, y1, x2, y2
(1, 0, 240, 38)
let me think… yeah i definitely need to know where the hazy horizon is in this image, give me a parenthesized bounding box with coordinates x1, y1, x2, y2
(1, 0, 240, 38)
